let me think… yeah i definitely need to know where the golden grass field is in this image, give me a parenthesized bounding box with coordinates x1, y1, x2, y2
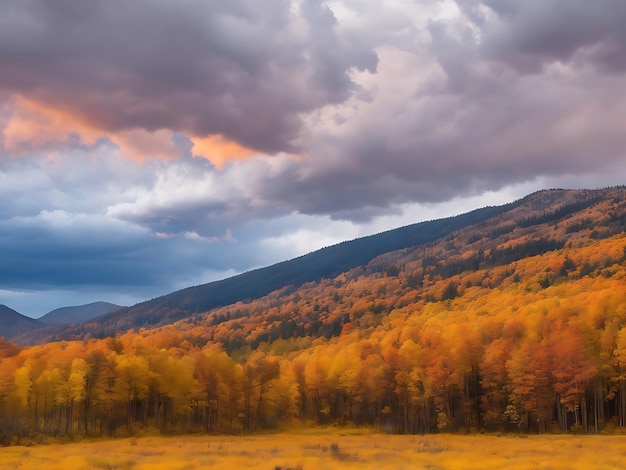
(1, 429, 625, 470)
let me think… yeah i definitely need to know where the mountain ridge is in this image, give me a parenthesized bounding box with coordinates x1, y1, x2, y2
(0, 305, 42, 339)
(37, 301, 122, 325)
(13, 187, 626, 345)
(28, 198, 521, 342)
(5, 187, 626, 436)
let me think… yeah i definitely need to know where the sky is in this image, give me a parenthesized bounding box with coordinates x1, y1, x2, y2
(2, 0, 626, 318)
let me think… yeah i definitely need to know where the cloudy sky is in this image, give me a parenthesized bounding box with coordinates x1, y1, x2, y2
(2, 0, 626, 317)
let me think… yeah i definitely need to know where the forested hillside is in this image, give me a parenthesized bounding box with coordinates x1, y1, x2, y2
(3, 188, 626, 443)
(25, 201, 513, 342)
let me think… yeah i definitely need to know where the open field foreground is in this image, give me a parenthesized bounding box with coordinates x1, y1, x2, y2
(1, 431, 625, 470)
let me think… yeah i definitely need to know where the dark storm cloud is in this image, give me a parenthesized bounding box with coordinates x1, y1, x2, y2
(454, 0, 626, 73)
(245, 0, 626, 220)
(0, 214, 156, 288)
(0, 148, 269, 298)
(288, 76, 626, 220)
(0, 0, 377, 153)
(0, 210, 263, 292)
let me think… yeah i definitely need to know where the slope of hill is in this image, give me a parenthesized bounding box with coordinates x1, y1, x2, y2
(152, 186, 626, 350)
(5, 187, 626, 438)
(0, 305, 42, 339)
(17, 187, 624, 344)
(32, 200, 518, 341)
(38, 301, 122, 325)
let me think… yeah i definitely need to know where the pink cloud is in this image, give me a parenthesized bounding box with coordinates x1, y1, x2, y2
(2, 96, 179, 161)
(191, 134, 259, 168)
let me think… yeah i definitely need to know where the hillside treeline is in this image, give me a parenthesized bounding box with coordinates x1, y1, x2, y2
(2, 231, 626, 443)
(33, 188, 619, 343)
(32, 200, 512, 340)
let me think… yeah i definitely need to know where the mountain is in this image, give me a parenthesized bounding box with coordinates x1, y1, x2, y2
(6, 187, 626, 436)
(0, 305, 42, 339)
(147, 186, 625, 351)
(30, 200, 518, 342)
(15, 187, 626, 345)
(37, 301, 122, 325)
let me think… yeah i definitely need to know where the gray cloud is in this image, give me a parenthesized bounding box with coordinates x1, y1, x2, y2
(454, 0, 626, 73)
(0, 148, 265, 301)
(246, 0, 626, 219)
(0, 0, 377, 153)
(0, 202, 272, 297)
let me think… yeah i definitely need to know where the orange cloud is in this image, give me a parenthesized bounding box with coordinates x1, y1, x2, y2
(3, 97, 101, 153)
(108, 129, 179, 161)
(2, 96, 267, 165)
(191, 134, 259, 168)
(2, 96, 179, 161)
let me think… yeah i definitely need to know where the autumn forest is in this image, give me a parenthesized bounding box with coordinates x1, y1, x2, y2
(3, 188, 626, 444)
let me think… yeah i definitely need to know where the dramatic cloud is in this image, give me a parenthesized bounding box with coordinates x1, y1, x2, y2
(1, 0, 625, 316)
(267, 0, 626, 218)
(0, 0, 377, 158)
(454, 0, 626, 73)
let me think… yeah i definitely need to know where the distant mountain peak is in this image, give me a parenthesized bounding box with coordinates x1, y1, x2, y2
(0, 305, 41, 339)
(13, 187, 626, 345)
(38, 301, 122, 326)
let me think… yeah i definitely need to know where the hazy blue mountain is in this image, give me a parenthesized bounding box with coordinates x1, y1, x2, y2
(40, 197, 522, 338)
(0, 305, 42, 339)
(38, 301, 122, 325)
(16, 187, 626, 345)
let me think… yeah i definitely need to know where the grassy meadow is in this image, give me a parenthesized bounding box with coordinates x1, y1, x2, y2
(1, 429, 625, 470)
